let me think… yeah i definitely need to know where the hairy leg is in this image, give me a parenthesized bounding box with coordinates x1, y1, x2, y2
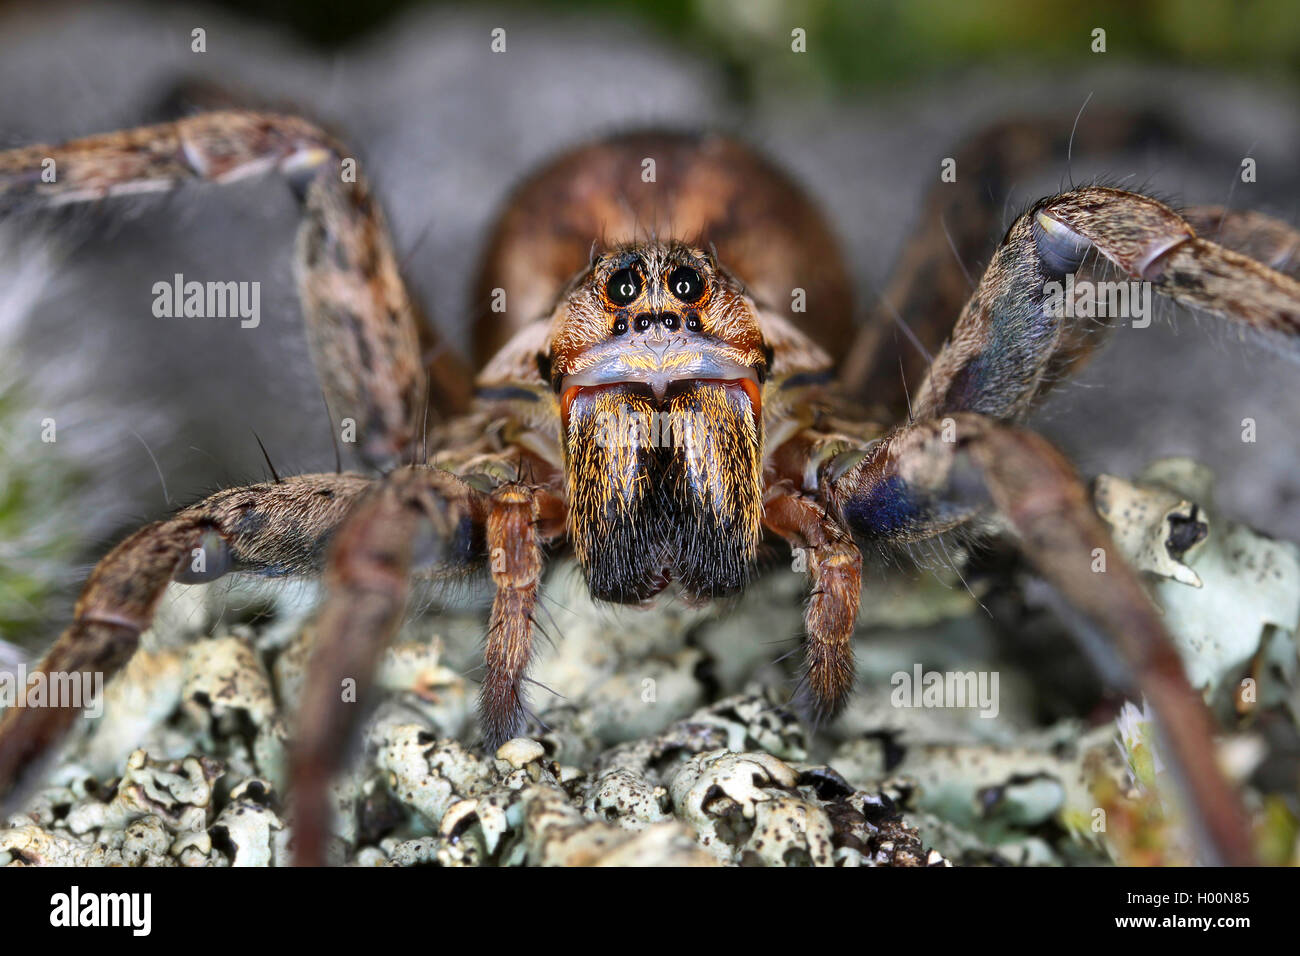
(289, 464, 486, 865)
(0, 451, 544, 861)
(1180, 206, 1300, 278)
(913, 186, 1300, 423)
(822, 191, 1300, 861)
(0, 111, 473, 463)
(840, 109, 1181, 414)
(0, 472, 372, 813)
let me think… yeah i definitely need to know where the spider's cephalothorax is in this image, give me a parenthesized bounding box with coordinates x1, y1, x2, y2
(2, 113, 1297, 865)
(551, 241, 767, 603)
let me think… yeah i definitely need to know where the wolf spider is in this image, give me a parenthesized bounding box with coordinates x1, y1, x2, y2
(1, 110, 1297, 866)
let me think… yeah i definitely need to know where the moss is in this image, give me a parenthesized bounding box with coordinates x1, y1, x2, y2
(0, 371, 87, 649)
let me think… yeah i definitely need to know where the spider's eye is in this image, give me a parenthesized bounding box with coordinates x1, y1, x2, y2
(607, 268, 642, 306)
(612, 317, 628, 335)
(668, 266, 704, 303)
(685, 311, 702, 332)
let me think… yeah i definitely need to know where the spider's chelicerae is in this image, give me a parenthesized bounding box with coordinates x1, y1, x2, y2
(1, 111, 1298, 866)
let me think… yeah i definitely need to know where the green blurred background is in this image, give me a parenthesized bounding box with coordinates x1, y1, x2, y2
(208, 0, 1300, 91)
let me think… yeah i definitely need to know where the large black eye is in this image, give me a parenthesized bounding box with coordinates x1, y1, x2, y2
(668, 266, 704, 303)
(607, 268, 641, 306)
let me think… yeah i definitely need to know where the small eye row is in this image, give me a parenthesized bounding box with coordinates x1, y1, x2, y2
(606, 265, 705, 307)
(612, 311, 702, 335)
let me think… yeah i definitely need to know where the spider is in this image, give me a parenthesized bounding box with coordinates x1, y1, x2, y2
(1, 110, 1297, 866)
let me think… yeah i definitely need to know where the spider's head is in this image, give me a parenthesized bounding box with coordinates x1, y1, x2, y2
(546, 241, 768, 605)
(549, 241, 767, 411)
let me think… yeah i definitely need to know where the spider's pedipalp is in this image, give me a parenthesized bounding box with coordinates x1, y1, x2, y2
(763, 490, 861, 723)
(479, 483, 544, 749)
